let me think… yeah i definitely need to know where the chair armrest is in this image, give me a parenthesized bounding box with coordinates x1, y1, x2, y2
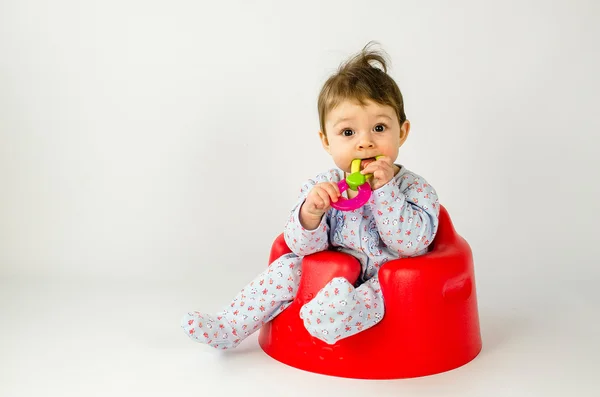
(268, 234, 361, 306)
(269, 233, 293, 264)
(377, 235, 474, 309)
(294, 251, 361, 306)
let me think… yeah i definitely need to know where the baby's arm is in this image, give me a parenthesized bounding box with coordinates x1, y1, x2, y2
(283, 171, 341, 257)
(369, 170, 440, 257)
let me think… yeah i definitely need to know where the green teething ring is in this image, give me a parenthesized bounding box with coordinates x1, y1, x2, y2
(345, 156, 383, 191)
(346, 159, 366, 190)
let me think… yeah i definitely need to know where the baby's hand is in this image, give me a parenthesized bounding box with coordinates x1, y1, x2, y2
(360, 156, 399, 190)
(299, 182, 340, 228)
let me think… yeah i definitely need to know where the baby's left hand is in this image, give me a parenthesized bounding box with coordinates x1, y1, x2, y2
(360, 156, 399, 190)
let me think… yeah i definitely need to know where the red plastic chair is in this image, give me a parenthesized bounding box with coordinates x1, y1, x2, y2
(258, 205, 482, 379)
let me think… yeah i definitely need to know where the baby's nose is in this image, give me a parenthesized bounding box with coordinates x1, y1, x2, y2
(357, 140, 375, 149)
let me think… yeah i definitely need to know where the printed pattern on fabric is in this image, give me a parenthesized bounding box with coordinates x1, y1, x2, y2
(181, 253, 303, 349)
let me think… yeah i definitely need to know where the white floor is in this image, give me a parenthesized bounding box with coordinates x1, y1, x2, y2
(1, 274, 598, 397)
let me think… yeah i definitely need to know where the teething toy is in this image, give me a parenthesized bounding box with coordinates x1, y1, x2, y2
(331, 156, 380, 211)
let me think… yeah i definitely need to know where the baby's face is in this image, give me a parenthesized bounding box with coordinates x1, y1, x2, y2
(320, 99, 408, 173)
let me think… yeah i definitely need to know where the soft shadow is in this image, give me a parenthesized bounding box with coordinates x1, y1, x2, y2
(221, 341, 264, 358)
(478, 310, 531, 355)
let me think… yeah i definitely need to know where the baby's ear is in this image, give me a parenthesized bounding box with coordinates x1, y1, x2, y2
(399, 120, 411, 146)
(319, 131, 331, 154)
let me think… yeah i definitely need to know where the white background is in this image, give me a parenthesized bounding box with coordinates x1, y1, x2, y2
(1, 0, 599, 396)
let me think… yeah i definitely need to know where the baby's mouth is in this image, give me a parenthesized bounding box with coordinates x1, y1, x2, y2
(360, 157, 377, 170)
(350, 156, 381, 174)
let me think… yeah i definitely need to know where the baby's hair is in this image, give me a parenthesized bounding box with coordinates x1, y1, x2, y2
(318, 41, 406, 135)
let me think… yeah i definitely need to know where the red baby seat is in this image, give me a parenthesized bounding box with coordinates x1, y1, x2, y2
(258, 205, 482, 379)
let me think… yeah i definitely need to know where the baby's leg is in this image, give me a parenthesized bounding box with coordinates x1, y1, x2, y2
(299, 276, 384, 344)
(181, 253, 302, 349)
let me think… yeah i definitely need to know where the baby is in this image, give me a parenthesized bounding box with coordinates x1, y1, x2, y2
(181, 43, 440, 349)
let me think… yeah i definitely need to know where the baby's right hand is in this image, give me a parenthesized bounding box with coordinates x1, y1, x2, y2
(299, 182, 341, 226)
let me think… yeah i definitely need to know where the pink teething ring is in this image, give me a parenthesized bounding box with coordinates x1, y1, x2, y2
(331, 180, 372, 211)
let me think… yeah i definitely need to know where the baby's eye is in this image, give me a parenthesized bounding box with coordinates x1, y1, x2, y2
(374, 124, 386, 133)
(342, 129, 355, 137)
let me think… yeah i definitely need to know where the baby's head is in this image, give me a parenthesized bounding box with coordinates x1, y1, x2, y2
(317, 43, 410, 173)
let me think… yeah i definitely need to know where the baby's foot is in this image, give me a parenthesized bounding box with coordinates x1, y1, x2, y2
(181, 311, 241, 350)
(299, 277, 359, 345)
